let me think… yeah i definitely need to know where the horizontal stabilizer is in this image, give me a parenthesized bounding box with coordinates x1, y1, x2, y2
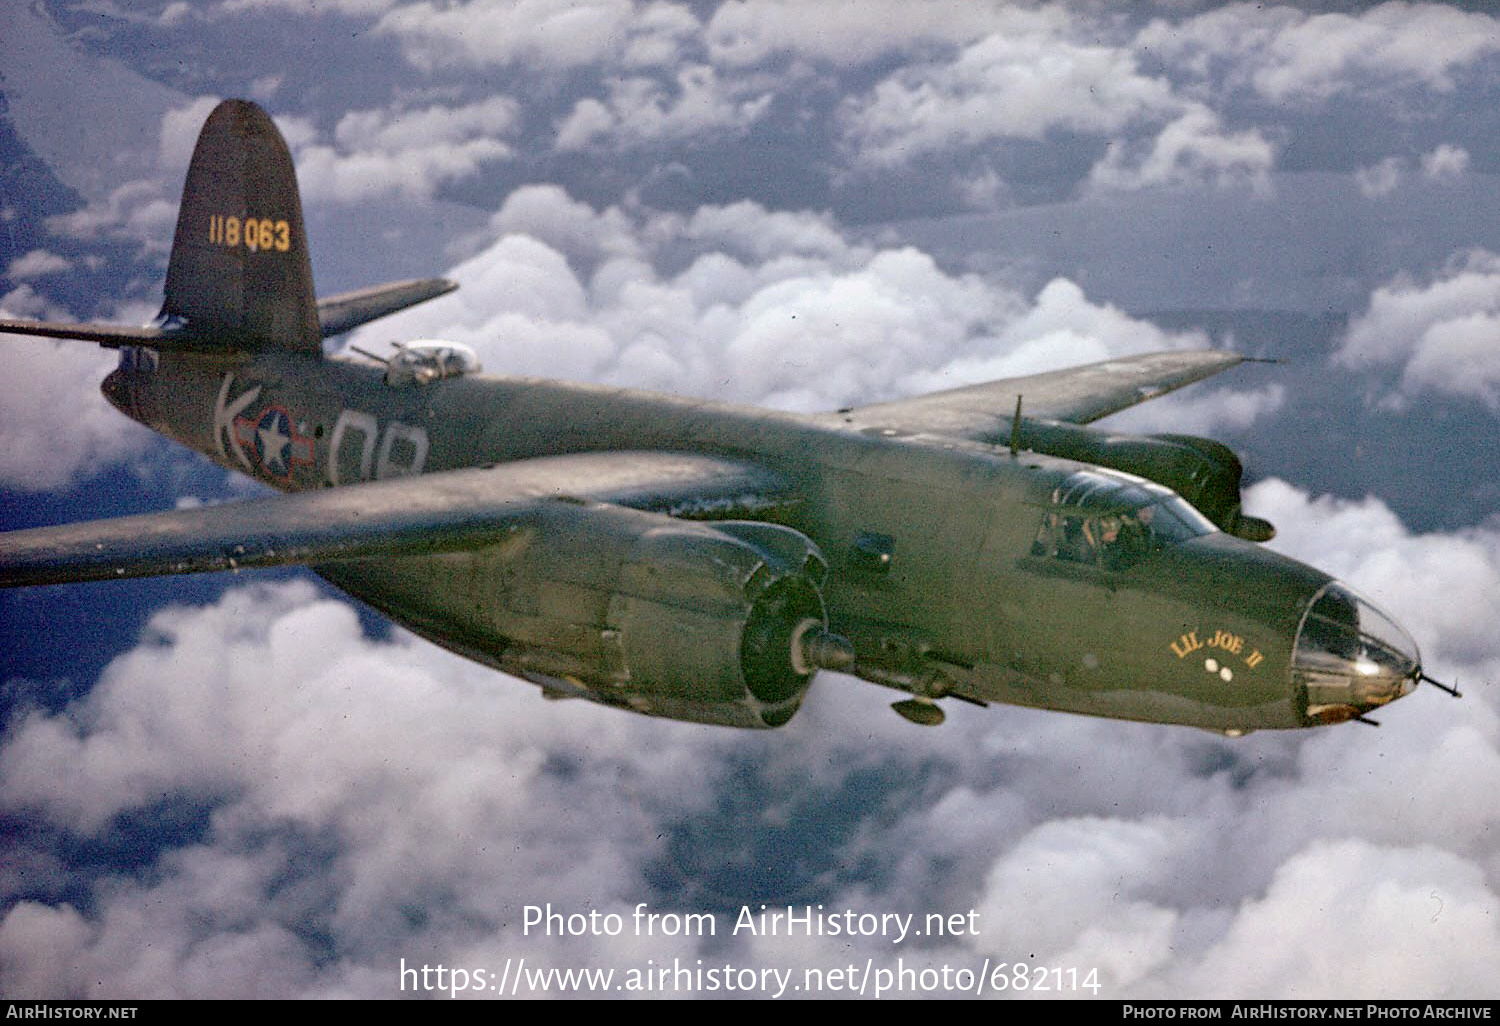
(1, 277, 459, 349)
(0, 319, 176, 347)
(317, 278, 458, 337)
(0, 452, 797, 587)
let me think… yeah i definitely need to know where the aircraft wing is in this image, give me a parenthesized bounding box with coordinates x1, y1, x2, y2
(840, 351, 1247, 441)
(0, 453, 796, 588)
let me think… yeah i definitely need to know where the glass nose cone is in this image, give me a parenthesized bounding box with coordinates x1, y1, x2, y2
(1293, 582, 1420, 724)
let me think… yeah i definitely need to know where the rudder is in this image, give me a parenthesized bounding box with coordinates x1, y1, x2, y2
(162, 100, 321, 355)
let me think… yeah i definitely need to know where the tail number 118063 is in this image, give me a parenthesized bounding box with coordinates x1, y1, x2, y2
(208, 214, 291, 253)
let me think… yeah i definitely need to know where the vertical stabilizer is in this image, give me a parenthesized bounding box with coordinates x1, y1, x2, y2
(162, 100, 321, 354)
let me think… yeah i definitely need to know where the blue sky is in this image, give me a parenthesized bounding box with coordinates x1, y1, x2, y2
(3, 0, 1500, 999)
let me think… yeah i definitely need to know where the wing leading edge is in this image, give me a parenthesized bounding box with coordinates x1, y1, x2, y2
(0, 453, 796, 588)
(840, 351, 1246, 441)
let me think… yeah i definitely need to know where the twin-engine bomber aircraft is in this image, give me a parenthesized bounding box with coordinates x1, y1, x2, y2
(0, 100, 1458, 732)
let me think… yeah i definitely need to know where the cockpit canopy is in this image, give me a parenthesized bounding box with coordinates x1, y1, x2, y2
(384, 340, 482, 386)
(1030, 469, 1216, 571)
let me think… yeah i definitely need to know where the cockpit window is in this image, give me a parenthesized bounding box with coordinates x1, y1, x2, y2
(383, 340, 482, 386)
(1029, 470, 1214, 570)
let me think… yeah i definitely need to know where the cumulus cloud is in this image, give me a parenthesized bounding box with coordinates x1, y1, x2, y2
(896, 277, 1215, 391)
(1355, 145, 1471, 200)
(346, 186, 1264, 418)
(1148, 839, 1500, 999)
(1356, 156, 1405, 200)
(1337, 250, 1500, 409)
(36, 98, 223, 255)
(1421, 144, 1470, 180)
(375, 0, 668, 73)
(220, 0, 396, 15)
(1087, 107, 1274, 194)
(556, 65, 773, 150)
(971, 815, 1192, 984)
(361, 212, 1001, 409)
(158, 1, 196, 25)
(1138, 2, 1500, 103)
(5, 251, 73, 280)
(46, 181, 178, 257)
(0, 581, 694, 996)
(158, 96, 224, 175)
(378, 0, 992, 78)
(841, 12, 1179, 166)
(0, 331, 153, 492)
(0, 285, 68, 322)
(0, 581, 974, 997)
(486, 184, 644, 265)
(293, 97, 520, 205)
(703, 0, 1000, 68)
(333, 96, 520, 155)
(1255, 3, 1500, 101)
(827, 6, 1297, 197)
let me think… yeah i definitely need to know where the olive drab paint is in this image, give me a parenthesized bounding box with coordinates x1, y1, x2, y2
(0, 100, 1458, 734)
(164, 100, 321, 353)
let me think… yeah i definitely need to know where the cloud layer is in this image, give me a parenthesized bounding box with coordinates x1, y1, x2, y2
(1339, 250, 1500, 411)
(5, 0, 1500, 1002)
(343, 185, 1234, 419)
(5, 477, 1498, 997)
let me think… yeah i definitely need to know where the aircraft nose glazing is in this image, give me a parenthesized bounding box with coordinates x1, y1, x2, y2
(1292, 582, 1420, 724)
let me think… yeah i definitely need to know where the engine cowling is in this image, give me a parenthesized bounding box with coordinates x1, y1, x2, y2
(333, 503, 852, 728)
(1017, 418, 1274, 541)
(602, 518, 848, 725)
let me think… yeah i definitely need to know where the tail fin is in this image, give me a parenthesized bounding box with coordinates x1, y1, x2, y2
(1, 99, 458, 351)
(162, 99, 321, 355)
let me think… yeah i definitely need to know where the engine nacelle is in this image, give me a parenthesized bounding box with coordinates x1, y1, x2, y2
(1017, 418, 1274, 541)
(603, 518, 837, 724)
(331, 503, 851, 728)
